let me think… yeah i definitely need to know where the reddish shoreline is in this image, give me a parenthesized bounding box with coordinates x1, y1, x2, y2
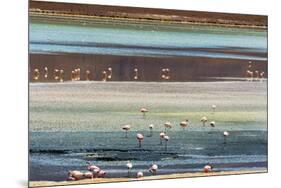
(29, 1, 267, 29)
(29, 52, 267, 82)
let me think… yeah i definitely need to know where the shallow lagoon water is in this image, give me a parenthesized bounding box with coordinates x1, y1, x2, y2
(29, 82, 267, 181)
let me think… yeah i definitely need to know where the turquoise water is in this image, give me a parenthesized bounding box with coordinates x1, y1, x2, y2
(30, 130, 267, 181)
(29, 20, 267, 60)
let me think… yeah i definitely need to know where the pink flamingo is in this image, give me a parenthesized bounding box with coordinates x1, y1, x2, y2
(126, 161, 133, 177)
(223, 131, 229, 144)
(164, 122, 172, 133)
(149, 164, 158, 175)
(204, 165, 213, 173)
(107, 67, 112, 79)
(67, 170, 84, 181)
(255, 70, 259, 81)
(201, 116, 208, 127)
(260, 71, 265, 81)
(140, 107, 148, 118)
(136, 133, 144, 148)
(212, 105, 216, 113)
(97, 170, 106, 178)
(33, 68, 40, 80)
(54, 69, 59, 81)
(59, 69, 64, 82)
(246, 70, 254, 81)
(102, 71, 107, 81)
(136, 171, 144, 178)
(164, 135, 170, 151)
(85, 70, 90, 81)
(44, 67, 48, 78)
(83, 172, 94, 179)
(180, 120, 188, 130)
(159, 132, 165, 145)
(133, 68, 139, 80)
(76, 68, 81, 81)
(71, 70, 75, 81)
(86, 161, 100, 177)
(122, 125, 131, 138)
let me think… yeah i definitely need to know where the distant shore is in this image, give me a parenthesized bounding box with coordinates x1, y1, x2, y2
(29, 1, 267, 29)
(29, 11, 266, 30)
(29, 169, 267, 187)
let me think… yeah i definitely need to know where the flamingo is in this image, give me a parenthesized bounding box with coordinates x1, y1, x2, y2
(136, 171, 144, 178)
(161, 68, 171, 80)
(54, 69, 59, 80)
(201, 116, 208, 127)
(68, 170, 84, 181)
(71, 70, 75, 81)
(223, 131, 229, 144)
(165, 68, 171, 80)
(133, 68, 139, 80)
(83, 172, 94, 179)
(59, 69, 64, 82)
(126, 161, 133, 177)
(85, 70, 90, 81)
(122, 125, 131, 138)
(164, 135, 170, 151)
(164, 122, 172, 133)
(260, 71, 265, 81)
(102, 71, 107, 81)
(107, 67, 112, 79)
(44, 67, 48, 78)
(136, 133, 144, 148)
(149, 164, 158, 175)
(159, 132, 165, 145)
(246, 70, 254, 81)
(255, 70, 259, 81)
(67, 176, 76, 181)
(180, 120, 188, 130)
(248, 61, 252, 69)
(210, 121, 215, 127)
(148, 124, 154, 137)
(211, 105, 216, 113)
(203, 165, 213, 173)
(97, 170, 106, 178)
(33, 68, 40, 80)
(140, 107, 148, 118)
(86, 161, 100, 177)
(76, 68, 81, 81)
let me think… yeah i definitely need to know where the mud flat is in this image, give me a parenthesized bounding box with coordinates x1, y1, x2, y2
(29, 169, 267, 187)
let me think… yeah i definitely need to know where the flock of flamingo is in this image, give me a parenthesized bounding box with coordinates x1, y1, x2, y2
(67, 104, 230, 181)
(35, 62, 263, 182)
(32, 66, 171, 81)
(245, 61, 266, 82)
(32, 61, 266, 82)
(67, 160, 159, 181)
